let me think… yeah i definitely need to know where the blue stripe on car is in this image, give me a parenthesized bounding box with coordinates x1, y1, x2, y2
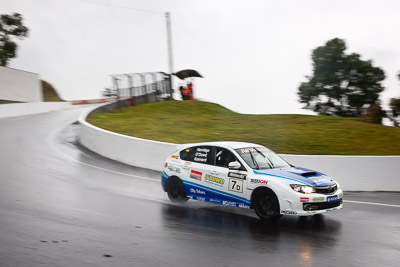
(253, 170, 314, 186)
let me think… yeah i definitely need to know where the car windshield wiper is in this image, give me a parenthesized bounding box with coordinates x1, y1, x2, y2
(254, 147, 274, 169)
(248, 150, 260, 170)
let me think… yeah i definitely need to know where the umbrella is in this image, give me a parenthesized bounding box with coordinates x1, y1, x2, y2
(173, 69, 203, 80)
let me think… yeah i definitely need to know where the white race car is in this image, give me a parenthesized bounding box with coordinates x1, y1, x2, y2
(161, 142, 343, 220)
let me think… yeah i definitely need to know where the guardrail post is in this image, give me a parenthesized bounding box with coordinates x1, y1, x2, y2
(113, 77, 121, 109)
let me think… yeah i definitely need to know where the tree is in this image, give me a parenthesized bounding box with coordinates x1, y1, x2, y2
(387, 72, 400, 127)
(298, 38, 385, 117)
(362, 103, 386, 124)
(0, 13, 29, 67)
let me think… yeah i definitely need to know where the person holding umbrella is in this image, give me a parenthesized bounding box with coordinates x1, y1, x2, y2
(173, 69, 203, 100)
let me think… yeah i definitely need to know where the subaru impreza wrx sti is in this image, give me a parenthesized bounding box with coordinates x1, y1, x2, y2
(161, 142, 343, 220)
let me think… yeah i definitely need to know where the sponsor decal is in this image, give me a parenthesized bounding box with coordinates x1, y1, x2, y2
(250, 178, 268, 184)
(281, 210, 297, 215)
(196, 197, 206, 202)
(229, 179, 243, 193)
(184, 161, 192, 165)
(228, 172, 246, 179)
(300, 197, 309, 202)
(171, 155, 178, 159)
(222, 201, 237, 207)
(327, 195, 339, 203)
(204, 174, 224, 186)
(168, 165, 180, 173)
(312, 197, 325, 202)
(190, 188, 205, 195)
(238, 203, 250, 209)
(210, 198, 221, 203)
(190, 170, 202, 181)
(237, 147, 269, 155)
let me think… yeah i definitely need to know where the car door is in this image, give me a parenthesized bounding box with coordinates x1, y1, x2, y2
(206, 147, 248, 207)
(179, 145, 213, 201)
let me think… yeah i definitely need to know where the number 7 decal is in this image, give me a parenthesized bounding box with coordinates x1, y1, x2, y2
(229, 179, 243, 193)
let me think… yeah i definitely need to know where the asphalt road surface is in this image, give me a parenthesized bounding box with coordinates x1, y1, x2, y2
(0, 107, 399, 267)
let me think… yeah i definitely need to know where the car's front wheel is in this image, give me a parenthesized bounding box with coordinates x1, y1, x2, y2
(166, 177, 188, 203)
(253, 188, 282, 220)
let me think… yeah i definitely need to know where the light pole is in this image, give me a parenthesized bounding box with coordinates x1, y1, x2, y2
(165, 12, 174, 99)
(78, 1, 175, 99)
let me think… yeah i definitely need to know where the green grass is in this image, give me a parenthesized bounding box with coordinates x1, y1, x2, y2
(42, 80, 64, 102)
(87, 100, 400, 155)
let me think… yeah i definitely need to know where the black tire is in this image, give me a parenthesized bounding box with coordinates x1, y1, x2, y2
(253, 189, 282, 220)
(167, 177, 188, 203)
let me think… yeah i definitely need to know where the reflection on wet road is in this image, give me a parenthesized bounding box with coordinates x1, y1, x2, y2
(0, 108, 399, 266)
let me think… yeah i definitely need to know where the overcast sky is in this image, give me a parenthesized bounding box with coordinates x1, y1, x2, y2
(2, 0, 400, 115)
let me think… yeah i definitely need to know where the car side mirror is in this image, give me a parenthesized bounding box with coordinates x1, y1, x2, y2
(228, 161, 241, 170)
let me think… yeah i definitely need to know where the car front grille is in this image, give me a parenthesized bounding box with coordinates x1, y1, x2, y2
(314, 184, 337, 194)
(303, 199, 342, 211)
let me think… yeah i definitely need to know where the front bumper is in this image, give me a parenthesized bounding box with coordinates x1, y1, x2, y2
(292, 201, 343, 216)
(280, 189, 344, 216)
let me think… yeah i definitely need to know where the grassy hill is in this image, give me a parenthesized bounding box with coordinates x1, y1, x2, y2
(42, 80, 64, 102)
(87, 100, 400, 155)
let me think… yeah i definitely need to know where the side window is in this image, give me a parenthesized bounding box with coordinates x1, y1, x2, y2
(180, 147, 195, 161)
(214, 148, 238, 168)
(180, 146, 212, 165)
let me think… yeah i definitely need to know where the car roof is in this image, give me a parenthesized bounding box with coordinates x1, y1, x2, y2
(180, 141, 265, 150)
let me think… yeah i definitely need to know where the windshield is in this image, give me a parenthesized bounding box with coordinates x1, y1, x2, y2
(235, 147, 290, 170)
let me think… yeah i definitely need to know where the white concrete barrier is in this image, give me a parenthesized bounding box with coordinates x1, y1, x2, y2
(0, 102, 72, 119)
(79, 105, 179, 172)
(79, 104, 400, 191)
(281, 155, 400, 191)
(0, 66, 42, 102)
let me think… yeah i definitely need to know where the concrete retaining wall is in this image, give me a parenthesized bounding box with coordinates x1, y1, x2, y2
(79, 104, 179, 172)
(79, 104, 400, 191)
(0, 66, 42, 102)
(0, 102, 72, 119)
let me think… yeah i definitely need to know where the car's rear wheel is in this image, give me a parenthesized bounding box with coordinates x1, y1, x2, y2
(253, 189, 282, 220)
(167, 177, 188, 203)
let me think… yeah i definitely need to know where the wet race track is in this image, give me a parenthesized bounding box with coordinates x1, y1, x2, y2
(0, 107, 399, 267)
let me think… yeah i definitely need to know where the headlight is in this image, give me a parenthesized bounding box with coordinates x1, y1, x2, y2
(336, 182, 341, 189)
(290, 184, 316, 194)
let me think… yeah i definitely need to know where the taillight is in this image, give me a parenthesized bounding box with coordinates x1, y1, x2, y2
(165, 162, 168, 168)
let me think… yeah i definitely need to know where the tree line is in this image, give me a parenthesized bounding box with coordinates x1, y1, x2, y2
(1, 12, 399, 126)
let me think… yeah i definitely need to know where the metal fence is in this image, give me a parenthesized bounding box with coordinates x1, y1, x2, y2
(104, 72, 172, 102)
